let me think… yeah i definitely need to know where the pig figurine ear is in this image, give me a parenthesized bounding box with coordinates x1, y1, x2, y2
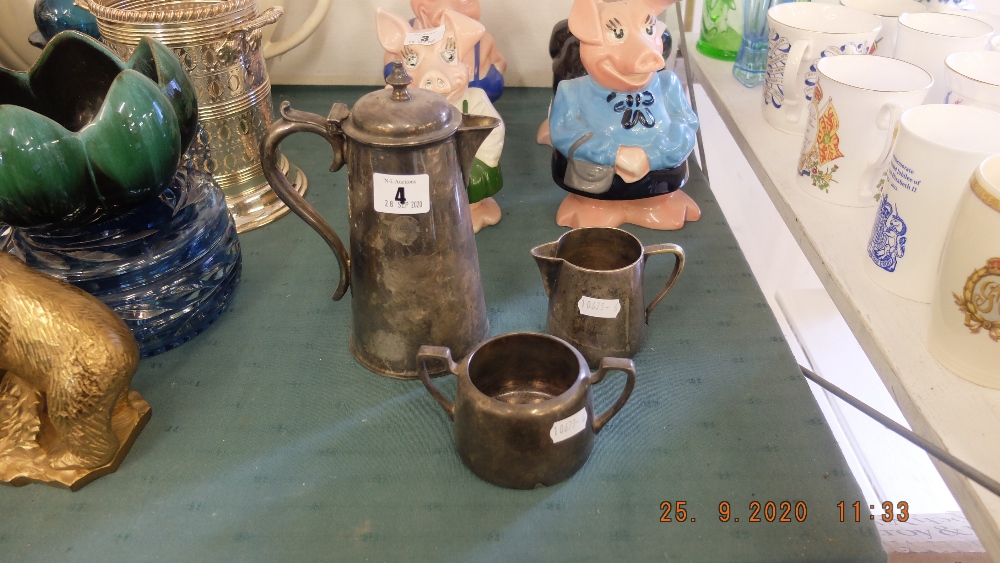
(376, 8, 414, 53)
(568, 0, 603, 45)
(440, 9, 485, 61)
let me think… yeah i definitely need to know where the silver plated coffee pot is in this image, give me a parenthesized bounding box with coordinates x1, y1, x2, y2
(261, 64, 498, 379)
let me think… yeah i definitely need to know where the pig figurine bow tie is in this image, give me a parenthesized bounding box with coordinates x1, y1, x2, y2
(607, 91, 656, 129)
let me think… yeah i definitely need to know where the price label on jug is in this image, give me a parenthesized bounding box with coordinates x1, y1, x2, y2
(374, 173, 430, 215)
(577, 296, 621, 319)
(550, 408, 588, 443)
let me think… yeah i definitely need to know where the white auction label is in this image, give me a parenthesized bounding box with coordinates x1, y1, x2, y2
(550, 408, 588, 443)
(404, 26, 445, 46)
(373, 173, 430, 215)
(577, 296, 621, 319)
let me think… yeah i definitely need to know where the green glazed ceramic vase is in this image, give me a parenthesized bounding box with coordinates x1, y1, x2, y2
(0, 31, 197, 229)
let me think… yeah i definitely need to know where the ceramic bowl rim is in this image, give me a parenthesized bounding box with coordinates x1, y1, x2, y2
(768, 2, 882, 35)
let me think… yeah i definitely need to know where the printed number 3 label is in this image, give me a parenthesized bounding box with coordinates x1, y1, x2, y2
(374, 173, 430, 215)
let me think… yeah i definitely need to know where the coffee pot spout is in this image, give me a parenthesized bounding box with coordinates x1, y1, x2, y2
(530, 241, 562, 297)
(456, 114, 500, 188)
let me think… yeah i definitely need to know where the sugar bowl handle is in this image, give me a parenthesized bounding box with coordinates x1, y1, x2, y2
(417, 346, 460, 420)
(642, 243, 686, 324)
(261, 101, 351, 301)
(589, 357, 636, 434)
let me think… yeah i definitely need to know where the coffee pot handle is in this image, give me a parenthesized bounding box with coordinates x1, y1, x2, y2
(417, 346, 460, 420)
(642, 243, 686, 324)
(261, 101, 351, 301)
(589, 357, 636, 434)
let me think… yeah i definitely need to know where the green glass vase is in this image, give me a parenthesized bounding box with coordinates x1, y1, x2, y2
(697, 0, 743, 61)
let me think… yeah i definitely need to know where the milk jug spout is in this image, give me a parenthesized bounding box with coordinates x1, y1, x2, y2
(530, 241, 563, 297)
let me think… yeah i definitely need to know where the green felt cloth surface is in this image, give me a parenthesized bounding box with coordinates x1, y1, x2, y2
(0, 87, 885, 562)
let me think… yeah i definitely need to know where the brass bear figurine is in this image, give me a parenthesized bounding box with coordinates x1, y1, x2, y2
(0, 253, 150, 491)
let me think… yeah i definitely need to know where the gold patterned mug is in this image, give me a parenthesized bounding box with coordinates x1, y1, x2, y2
(929, 155, 1000, 388)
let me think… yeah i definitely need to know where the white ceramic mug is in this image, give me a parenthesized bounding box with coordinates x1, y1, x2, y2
(839, 0, 928, 57)
(964, 11, 1000, 37)
(929, 154, 1000, 387)
(864, 104, 1000, 302)
(894, 12, 993, 104)
(945, 52, 1000, 111)
(258, 0, 333, 59)
(763, 3, 881, 135)
(797, 56, 932, 207)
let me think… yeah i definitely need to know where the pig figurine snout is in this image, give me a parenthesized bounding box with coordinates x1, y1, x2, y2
(416, 68, 467, 98)
(634, 50, 666, 74)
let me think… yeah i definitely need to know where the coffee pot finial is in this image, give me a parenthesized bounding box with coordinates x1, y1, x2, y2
(386, 61, 412, 102)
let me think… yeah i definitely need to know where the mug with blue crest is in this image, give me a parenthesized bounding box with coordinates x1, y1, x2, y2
(864, 105, 1000, 303)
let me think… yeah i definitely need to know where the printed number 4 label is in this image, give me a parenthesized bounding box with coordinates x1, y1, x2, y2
(374, 173, 430, 215)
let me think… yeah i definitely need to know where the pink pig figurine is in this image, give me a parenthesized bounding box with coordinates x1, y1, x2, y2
(548, 0, 701, 230)
(382, 0, 506, 102)
(377, 8, 505, 233)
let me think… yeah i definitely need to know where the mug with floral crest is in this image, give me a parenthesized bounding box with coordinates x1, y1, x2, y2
(796, 55, 931, 207)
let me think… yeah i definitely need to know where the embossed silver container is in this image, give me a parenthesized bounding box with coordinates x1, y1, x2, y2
(83, 0, 307, 232)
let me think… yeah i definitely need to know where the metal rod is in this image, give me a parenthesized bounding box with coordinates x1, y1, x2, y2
(799, 364, 1000, 499)
(674, 1, 709, 184)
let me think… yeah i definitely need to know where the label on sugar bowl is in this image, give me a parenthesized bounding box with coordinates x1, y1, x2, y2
(550, 408, 588, 443)
(373, 173, 430, 214)
(578, 296, 622, 319)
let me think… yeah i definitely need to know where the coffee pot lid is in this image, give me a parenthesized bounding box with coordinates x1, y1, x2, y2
(341, 63, 461, 147)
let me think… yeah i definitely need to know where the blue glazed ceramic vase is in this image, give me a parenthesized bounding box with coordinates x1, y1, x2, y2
(5, 167, 242, 357)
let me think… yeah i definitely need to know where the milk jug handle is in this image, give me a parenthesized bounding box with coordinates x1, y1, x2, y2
(261, 101, 350, 301)
(642, 243, 686, 324)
